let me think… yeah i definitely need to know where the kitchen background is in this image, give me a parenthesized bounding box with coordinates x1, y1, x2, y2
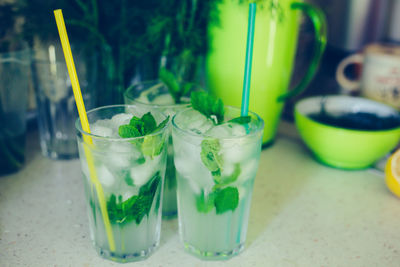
(1, 0, 400, 122)
(283, 0, 400, 120)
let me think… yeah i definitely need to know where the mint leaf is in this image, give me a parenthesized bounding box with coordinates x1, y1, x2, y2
(107, 172, 161, 225)
(159, 67, 181, 103)
(141, 112, 157, 134)
(119, 113, 169, 158)
(129, 116, 145, 134)
(118, 124, 141, 138)
(196, 191, 216, 213)
(191, 91, 224, 124)
(228, 116, 251, 125)
(153, 116, 170, 133)
(213, 163, 241, 188)
(200, 139, 223, 174)
(142, 135, 165, 157)
(214, 187, 239, 214)
(124, 171, 134, 186)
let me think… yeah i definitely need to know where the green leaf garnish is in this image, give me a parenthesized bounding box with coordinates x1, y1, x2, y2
(118, 113, 169, 158)
(141, 112, 157, 134)
(200, 139, 223, 174)
(159, 68, 196, 104)
(213, 163, 241, 189)
(107, 172, 161, 225)
(153, 116, 170, 133)
(214, 187, 239, 214)
(196, 191, 216, 213)
(190, 91, 224, 124)
(228, 116, 251, 125)
(118, 124, 141, 138)
(197, 139, 241, 214)
(129, 116, 145, 134)
(159, 67, 181, 103)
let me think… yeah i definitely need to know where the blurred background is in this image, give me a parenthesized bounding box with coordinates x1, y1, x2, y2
(284, 0, 400, 120)
(0, 0, 400, 116)
(1, 0, 400, 122)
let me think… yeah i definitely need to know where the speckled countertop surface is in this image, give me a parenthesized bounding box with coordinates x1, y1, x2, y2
(1, 128, 400, 267)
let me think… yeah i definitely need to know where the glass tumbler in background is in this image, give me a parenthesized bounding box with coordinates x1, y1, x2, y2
(124, 80, 191, 219)
(172, 106, 264, 260)
(0, 49, 30, 175)
(76, 105, 169, 262)
(31, 55, 95, 159)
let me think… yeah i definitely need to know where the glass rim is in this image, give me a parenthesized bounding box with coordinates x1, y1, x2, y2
(124, 80, 191, 109)
(75, 104, 169, 141)
(172, 106, 264, 141)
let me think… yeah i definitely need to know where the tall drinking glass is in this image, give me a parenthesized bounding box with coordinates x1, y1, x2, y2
(172, 106, 264, 260)
(124, 80, 190, 219)
(0, 49, 30, 175)
(75, 105, 168, 262)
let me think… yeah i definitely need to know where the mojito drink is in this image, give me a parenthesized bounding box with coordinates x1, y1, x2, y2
(76, 105, 169, 262)
(125, 80, 190, 218)
(172, 93, 264, 260)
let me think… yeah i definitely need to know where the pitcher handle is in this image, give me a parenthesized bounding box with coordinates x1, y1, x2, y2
(278, 2, 327, 101)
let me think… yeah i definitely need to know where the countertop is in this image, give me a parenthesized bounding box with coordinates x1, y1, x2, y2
(1, 126, 400, 267)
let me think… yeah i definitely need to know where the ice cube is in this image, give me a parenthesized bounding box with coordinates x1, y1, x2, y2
(130, 155, 162, 186)
(91, 122, 114, 137)
(152, 93, 175, 105)
(205, 122, 247, 138)
(175, 156, 214, 190)
(222, 140, 257, 164)
(97, 165, 115, 187)
(107, 143, 142, 168)
(176, 109, 214, 135)
(110, 113, 133, 129)
(237, 158, 259, 183)
(221, 163, 235, 177)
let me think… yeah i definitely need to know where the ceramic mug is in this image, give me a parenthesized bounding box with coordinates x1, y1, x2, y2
(336, 43, 400, 110)
(206, 0, 327, 146)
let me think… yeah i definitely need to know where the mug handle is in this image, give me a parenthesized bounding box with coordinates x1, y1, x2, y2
(278, 2, 327, 101)
(335, 53, 364, 92)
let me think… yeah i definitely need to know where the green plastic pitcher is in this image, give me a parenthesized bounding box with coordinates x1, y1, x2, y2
(206, 0, 327, 146)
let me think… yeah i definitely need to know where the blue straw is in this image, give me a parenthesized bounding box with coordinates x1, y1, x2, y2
(241, 2, 256, 116)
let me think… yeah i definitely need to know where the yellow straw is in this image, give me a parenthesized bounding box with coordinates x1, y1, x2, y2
(54, 9, 116, 252)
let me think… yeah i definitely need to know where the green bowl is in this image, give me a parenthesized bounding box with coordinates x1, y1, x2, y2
(294, 96, 400, 169)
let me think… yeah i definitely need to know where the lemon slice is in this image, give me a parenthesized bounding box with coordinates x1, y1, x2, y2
(385, 149, 400, 198)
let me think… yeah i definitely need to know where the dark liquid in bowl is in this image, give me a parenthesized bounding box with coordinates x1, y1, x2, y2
(308, 112, 400, 131)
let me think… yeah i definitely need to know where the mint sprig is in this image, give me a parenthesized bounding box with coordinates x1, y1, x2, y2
(228, 116, 251, 125)
(214, 187, 239, 214)
(107, 172, 161, 225)
(191, 91, 224, 125)
(200, 139, 223, 176)
(118, 112, 169, 158)
(159, 67, 194, 104)
(192, 92, 251, 214)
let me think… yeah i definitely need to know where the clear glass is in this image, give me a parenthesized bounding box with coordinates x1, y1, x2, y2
(124, 80, 190, 219)
(75, 105, 168, 262)
(0, 49, 30, 175)
(32, 57, 95, 159)
(172, 106, 264, 260)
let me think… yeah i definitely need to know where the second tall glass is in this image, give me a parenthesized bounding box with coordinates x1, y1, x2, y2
(124, 80, 190, 219)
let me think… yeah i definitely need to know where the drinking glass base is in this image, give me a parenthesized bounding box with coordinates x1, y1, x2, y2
(95, 242, 158, 263)
(183, 242, 244, 261)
